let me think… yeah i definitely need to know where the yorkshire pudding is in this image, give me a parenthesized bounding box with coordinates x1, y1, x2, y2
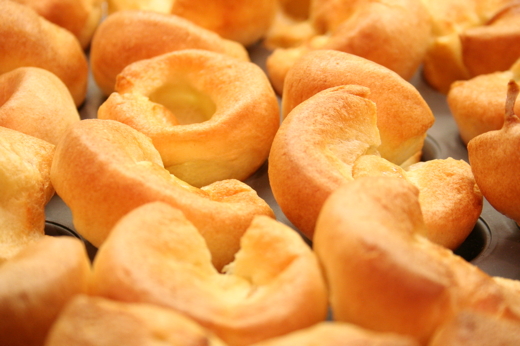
(50, 119, 274, 270)
(0, 236, 91, 346)
(314, 176, 520, 344)
(281, 50, 435, 166)
(0, 126, 55, 263)
(0, 0, 88, 106)
(9, 0, 103, 49)
(105, 0, 277, 46)
(421, 0, 520, 93)
(265, 0, 432, 94)
(98, 49, 280, 187)
(45, 295, 227, 346)
(91, 201, 328, 346)
(468, 80, 520, 225)
(90, 10, 250, 95)
(448, 58, 520, 144)
(0, 67, 80, 145)
(269, 85, 482, 247)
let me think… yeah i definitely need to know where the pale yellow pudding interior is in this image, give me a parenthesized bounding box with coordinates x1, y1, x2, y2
(149, 80, 216, 125)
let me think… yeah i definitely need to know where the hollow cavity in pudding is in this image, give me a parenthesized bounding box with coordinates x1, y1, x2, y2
(148, 79, 216, 125)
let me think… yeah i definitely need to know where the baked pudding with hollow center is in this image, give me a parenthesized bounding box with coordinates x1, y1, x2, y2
(98, 49, 280, 188)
